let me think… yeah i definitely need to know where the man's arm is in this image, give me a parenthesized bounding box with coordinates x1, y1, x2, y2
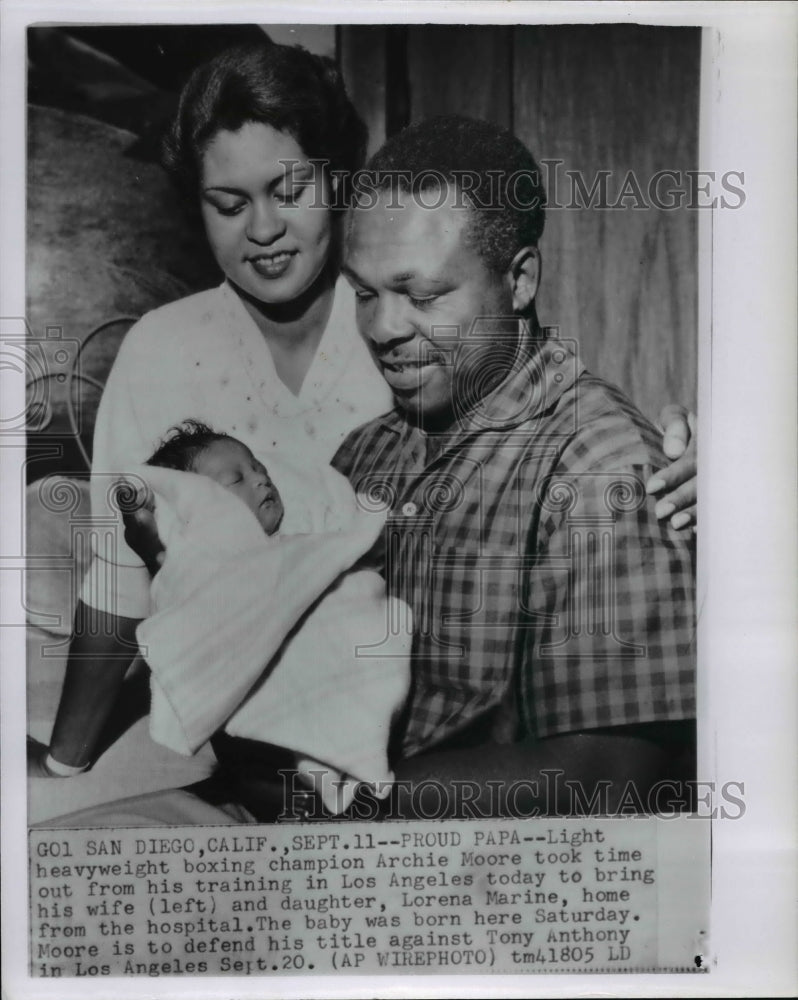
(332, 404, 698, 531)
(390, 721, 695, 818)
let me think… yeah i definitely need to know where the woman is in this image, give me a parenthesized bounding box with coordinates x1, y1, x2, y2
(32, 41, 393, 786)
(30, 38, 696, 817)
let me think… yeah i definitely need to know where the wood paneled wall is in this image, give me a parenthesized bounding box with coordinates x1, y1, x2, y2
(339, 24, 699, 418)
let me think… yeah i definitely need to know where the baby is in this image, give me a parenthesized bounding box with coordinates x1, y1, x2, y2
(36, 420, 411, 816)
(145, 420, 285, 537)
(32, 421, 284, 779)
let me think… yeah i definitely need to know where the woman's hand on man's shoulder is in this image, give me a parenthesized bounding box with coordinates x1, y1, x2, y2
(647, 404, 697, 532)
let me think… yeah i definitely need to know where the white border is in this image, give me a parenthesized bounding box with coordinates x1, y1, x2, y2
(2, 2, 796, 998)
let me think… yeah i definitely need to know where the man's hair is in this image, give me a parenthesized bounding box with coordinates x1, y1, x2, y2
(146, 420, 232, 472)
(355, 115, 546, 274)
(162, 38, 367, 203)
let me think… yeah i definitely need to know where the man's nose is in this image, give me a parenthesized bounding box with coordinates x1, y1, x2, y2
(367, 295, 414, 349)
(246, 199, 286, 245)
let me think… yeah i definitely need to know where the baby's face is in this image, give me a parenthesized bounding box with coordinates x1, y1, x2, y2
(193, 438, 284, 535)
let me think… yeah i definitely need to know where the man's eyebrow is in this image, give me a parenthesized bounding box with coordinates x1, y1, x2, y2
(341, 264, 448, 287)
(392, 272, 448, 286)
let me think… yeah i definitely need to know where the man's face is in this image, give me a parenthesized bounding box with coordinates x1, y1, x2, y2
(343, 187, 515, 427)
(193, 438, 284, 535)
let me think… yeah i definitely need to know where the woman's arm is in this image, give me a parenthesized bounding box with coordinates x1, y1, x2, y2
(33, 317, 159, 775)
(30, 500, 164, 777)
(30, 603, 141, 774)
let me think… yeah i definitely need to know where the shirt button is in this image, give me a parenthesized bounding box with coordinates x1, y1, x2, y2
(402, 502, 418, 517)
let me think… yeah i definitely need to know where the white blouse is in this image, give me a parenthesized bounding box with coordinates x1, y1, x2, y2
(81, 278, 393, 619)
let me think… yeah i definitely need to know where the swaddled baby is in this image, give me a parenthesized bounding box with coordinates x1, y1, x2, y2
(136, 421, 411, 815)
(145, 420, 286, 535)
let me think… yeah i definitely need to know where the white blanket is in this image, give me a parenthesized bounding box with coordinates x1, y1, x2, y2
(133, 459, 411, 813)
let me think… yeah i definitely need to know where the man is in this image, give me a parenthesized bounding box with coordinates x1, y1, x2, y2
(332, 116, 695, 818)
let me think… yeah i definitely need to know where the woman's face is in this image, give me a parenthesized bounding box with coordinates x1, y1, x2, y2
(199, 122, 332, 306)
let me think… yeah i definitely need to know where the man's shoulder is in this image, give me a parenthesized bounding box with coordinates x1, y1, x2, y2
(551, 371, 669, 474)
(332, 368, 671, 478)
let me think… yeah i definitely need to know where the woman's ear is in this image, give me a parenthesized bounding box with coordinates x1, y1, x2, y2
(507, 246, 541, 313)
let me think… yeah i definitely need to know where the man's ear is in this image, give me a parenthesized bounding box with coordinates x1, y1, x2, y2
(507, 246, 541, 313)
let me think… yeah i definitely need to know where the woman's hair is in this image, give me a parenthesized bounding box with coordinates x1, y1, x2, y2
(162, 38, 367, 204)
(146, 420, 232, 472)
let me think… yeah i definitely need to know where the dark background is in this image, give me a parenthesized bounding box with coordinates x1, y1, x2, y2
(26, 23, 699, 480)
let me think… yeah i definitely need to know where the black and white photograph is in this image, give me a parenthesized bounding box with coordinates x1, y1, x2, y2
(1, 2, 795, 997)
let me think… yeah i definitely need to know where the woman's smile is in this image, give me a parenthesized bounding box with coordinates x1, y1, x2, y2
(248, 249, 297, 279)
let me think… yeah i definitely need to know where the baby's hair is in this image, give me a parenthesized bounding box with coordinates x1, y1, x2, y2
(146, 420, 232, 472)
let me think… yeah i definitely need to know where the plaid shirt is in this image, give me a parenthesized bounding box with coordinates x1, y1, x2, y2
(332, 333, 695, 757)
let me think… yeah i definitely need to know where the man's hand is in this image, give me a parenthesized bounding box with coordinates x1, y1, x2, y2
(647, 404, 697, 531)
